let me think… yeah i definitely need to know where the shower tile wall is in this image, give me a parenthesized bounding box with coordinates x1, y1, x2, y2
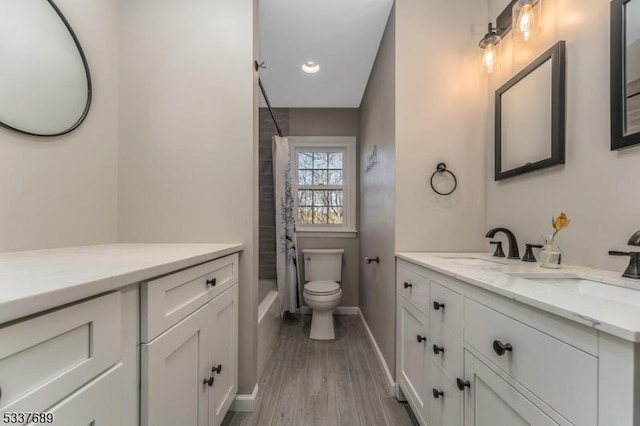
(259, 108, 290, 280)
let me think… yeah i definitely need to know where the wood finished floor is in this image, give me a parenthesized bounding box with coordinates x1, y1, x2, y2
(223, 314, 418, 426)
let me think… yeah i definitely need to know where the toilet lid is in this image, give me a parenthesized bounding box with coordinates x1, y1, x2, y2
(304, 280, 341, 295)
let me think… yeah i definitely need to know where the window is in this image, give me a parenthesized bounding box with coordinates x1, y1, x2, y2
(290, 137, 356, 234)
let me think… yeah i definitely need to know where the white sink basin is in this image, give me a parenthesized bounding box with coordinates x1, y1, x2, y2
(510, 273, 640, 308)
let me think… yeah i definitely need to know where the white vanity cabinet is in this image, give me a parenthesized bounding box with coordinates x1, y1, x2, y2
(0, 291, 125, 424)
(397, 296, 430, 424)
(395, 256, 634, 426)
(0, 245, 242, 426)
(141, 254, 239, 426)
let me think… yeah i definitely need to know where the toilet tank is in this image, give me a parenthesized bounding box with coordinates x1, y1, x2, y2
(302, 249, 344, 283)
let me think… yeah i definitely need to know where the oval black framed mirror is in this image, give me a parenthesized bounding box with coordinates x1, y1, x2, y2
(0, 0, 92, 137)
(611, 0, 640, 150)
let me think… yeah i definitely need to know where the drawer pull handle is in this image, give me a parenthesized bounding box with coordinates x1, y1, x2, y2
(433, 344, 445, 355)
(433, 301, 445, 310)
(416, 335, 427, 343)
(404, 282, 413, 289)
(203, 377, 214, 387)
(493, 340, 513, 356)
(456, 378, 471, 391)
(432, 389, 444, 399)
(206, 278, 217, 287)
(212, 364, 222, 374)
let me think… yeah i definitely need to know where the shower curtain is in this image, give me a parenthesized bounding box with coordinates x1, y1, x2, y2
(272, 136, 299, 315)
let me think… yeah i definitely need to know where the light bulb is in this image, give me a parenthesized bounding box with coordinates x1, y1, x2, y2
(516, 3, 536, 42)
(482, 43, 496, 73)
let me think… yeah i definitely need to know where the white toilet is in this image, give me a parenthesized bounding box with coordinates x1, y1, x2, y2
(302, 249, 344, 340)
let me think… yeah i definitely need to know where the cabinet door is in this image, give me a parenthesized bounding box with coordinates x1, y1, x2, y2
(142, 304, 210, 426)
(208, 285, 238, 426)
(463, 351, 567, 426)
(396, 298, 429, 425)
(34, 364, 124, 426)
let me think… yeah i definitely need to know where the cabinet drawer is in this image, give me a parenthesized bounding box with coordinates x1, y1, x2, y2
(464, 299, 597, 426)
(0, 292, 121, 414)
(397, 298, 430, 425)
(429, 360, 462, 426)
(430, 280, 463, 336)
(397, 261, 430, 313)
(431, 325, 463, 383)
(142, 253, 238, 342)
(43, 363, 124, 426)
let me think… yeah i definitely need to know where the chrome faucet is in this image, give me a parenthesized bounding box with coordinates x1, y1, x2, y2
(609, 230, 640, 279)
(485, 228, 520, 259)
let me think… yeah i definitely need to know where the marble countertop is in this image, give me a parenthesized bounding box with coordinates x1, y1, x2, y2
(396, 252, 640, 342)
(0, 243, 243, 324)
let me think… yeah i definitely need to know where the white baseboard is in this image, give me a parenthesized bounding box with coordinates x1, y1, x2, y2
(299, 306, 360, 315)
(358, 308, 397, 397)
(230, 383, 259, 412)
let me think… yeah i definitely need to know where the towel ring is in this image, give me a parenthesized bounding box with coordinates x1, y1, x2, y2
(430, 163, 457, 196)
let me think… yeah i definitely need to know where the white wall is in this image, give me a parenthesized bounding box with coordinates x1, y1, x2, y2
(359, 5, 396, 376)
(118, 0, 259, 394)
(487, 0, 640, 272)
(395, 0, 488, 253)
(0, 0, 119, 252)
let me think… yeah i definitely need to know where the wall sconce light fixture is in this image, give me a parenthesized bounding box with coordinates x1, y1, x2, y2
(479, 23, 503, 74)
(512, 0, 541, 42)
(480, 0, 542, 73)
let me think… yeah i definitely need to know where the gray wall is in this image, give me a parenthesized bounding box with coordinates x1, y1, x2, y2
(259, 108, 361, 307)
(118, 0, 259, 394)
(358, 7, 396, 377)
(0, 0, 119, 252)
(290, 108, 361, 308)
(486, 0, 640, 272)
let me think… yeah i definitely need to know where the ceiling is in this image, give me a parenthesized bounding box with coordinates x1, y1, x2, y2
(259, 0, 394, 108)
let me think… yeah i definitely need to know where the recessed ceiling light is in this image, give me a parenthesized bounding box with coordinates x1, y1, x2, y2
(301, 61, 320, 74)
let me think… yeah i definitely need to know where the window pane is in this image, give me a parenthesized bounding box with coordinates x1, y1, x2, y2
(298, 207, 313, 224)
(298, 152, 313, 169)
(328, 170, 343, 185)
(298, 170, 313, 185)
(328, 207, 343, 224)
(313, 152, 328, 169)
(313, 190, 328, 207)
(328, 153, 343, 170)
(313, 170, 328, 185)
(328, 190, 343, 206)
(298, 190, 312, 206)
(313, 207, 329, 224)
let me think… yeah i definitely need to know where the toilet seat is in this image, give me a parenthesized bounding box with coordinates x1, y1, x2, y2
(303, 280, 340, 296)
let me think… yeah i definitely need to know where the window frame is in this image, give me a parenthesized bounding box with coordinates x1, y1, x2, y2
(289, 136, 357, 234)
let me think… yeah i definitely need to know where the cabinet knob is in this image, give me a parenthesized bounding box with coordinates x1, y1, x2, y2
(404, 282, 413, 289)
(456, 378, 471, 391)
(203, 377, 214, 387)
(433, 301, 445, 310)
(432, 389, 444, 399)
(493, 340, 513, 356)
(416, 335, 427, 343)
(212, 364, 222, 374)
(433, 344, 445, 355)
(206, 278, 217, 287)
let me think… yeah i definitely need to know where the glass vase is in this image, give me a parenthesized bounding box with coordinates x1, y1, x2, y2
(539, 234, 562, 269)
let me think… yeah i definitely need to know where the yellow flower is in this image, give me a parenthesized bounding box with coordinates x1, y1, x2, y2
(552, 212, 571, 231)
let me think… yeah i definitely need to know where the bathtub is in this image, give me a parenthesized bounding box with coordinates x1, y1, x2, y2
(258, 280, 281, 375)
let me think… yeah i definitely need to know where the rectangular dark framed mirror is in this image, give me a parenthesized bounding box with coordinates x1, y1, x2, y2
(495, 41, 566, 181)
(611, 0, 640, 150)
